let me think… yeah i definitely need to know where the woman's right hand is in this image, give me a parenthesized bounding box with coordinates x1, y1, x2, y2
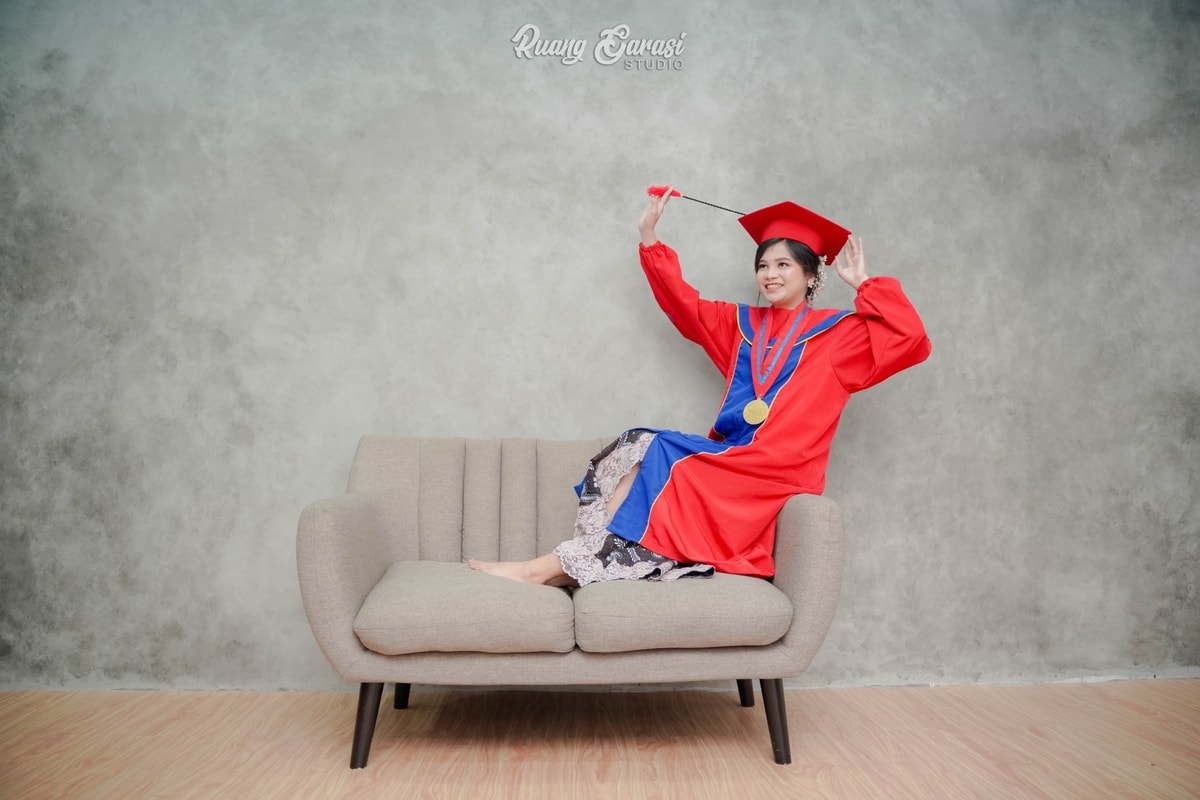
(639, 187, 673, 246)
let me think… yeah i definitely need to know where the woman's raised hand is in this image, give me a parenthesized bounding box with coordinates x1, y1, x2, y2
(834, 236, 868, 290)
(639, 187, 673, 246)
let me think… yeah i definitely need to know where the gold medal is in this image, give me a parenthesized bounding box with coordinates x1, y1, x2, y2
(743, 305, 809, 429)
(743, 399, 770, 425)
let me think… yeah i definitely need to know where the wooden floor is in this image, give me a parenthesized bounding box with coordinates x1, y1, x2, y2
(2, 680, 1198, 799)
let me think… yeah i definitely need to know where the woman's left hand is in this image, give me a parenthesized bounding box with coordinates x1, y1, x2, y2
(834, 236, 868, 290)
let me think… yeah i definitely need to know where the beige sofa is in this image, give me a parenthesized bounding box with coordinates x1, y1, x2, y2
(296, 436, 846, 768)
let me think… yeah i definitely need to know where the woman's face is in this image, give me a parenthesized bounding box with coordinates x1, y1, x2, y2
(756, 241, 811, 309)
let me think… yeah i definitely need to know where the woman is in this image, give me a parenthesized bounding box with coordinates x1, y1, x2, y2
(470, 188, 931, 586)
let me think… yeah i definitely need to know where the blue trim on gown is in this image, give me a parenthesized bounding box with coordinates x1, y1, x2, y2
(583, 304, 853, 547)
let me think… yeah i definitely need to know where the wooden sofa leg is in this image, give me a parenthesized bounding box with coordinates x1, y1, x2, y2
(394, 683, 411, 709)
(350, 682, 384, 769)
(737, 679, 755, 707)
(760, 678, 792, 765)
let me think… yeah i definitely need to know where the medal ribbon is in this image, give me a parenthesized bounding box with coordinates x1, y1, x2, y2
(751, 305, 809, 401)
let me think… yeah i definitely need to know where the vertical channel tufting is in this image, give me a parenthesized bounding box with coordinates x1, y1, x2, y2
(462, 439, 502, 562)
(498, 439, 538, 561)
(346, 435, 421, 562)
(416, 439, 466, 562)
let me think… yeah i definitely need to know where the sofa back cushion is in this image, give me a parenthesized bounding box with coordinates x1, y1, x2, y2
(346, 436, 609, 563)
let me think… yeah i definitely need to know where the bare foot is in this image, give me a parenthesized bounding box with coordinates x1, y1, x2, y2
(468, 552, 570, 585)
(468, 559, 540, 584)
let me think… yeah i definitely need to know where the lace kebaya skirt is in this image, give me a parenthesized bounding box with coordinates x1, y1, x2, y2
(553, 429, 714, 586)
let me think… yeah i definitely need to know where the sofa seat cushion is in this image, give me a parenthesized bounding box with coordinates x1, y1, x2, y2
(572, 573, 793, 653)
(354, 561, 575, 655)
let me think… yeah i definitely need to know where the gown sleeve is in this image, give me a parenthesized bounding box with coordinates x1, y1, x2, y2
(639, 241, 740, 375)
(829, 276, 932, 392)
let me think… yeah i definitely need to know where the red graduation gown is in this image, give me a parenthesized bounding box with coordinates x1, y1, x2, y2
(604, 241, 932, 577)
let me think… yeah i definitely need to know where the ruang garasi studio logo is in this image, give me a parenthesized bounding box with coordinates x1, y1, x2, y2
(511, 23, 686, 71)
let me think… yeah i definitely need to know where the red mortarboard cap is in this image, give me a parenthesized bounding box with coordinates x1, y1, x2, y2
(738, 201, 851, 265)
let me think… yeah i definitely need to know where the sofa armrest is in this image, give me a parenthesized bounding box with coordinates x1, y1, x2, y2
(296, 492, 391, 679)
(770, 493, 847, 671)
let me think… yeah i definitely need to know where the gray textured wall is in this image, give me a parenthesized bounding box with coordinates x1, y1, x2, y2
(2, 0, 1197, 690)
